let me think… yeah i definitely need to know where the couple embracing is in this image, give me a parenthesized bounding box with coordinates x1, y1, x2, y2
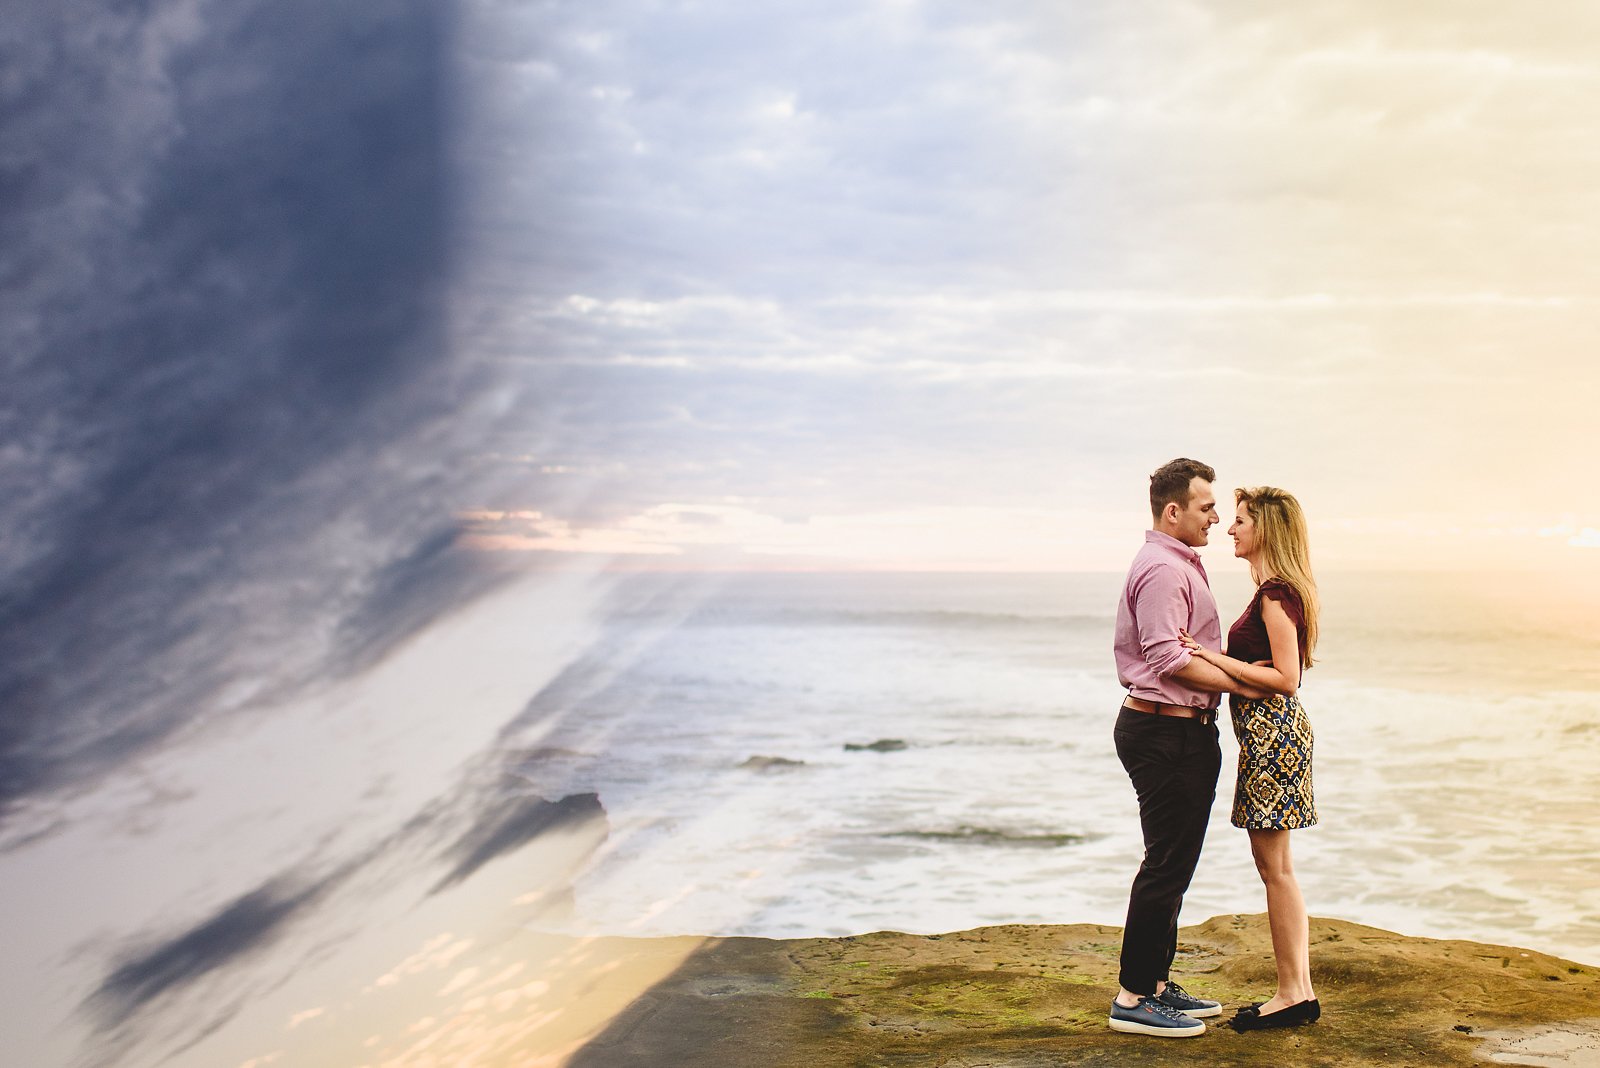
(1108, 457, 1321, 1038)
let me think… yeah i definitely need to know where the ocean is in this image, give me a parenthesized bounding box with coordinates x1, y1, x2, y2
(516, 569, 1600, 964)
(5, 565, 1599, 1068)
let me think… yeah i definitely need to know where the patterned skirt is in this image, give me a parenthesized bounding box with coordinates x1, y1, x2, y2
(1230, 694, 1318, 830)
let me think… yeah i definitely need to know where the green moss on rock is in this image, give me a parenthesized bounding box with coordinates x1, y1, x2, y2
(565, 916, 1600, 1067)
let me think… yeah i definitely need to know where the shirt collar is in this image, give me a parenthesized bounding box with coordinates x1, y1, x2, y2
(1145, 528, 1202, 566)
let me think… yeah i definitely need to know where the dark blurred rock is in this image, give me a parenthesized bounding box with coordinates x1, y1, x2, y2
(844, 739, 907, 752)
(739, 756, 806, 770)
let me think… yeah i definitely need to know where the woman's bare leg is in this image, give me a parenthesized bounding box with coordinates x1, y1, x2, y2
(1248, 828, 1315, 1012)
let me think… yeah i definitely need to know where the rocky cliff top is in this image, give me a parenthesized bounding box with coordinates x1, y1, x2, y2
(560, 914, 1600, 1067)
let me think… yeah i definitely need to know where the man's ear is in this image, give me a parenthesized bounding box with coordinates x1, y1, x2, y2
(1162, 501, 1179, 524)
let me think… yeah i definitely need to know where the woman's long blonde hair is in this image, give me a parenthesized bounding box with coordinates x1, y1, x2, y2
(1237, 486, 1319, 668)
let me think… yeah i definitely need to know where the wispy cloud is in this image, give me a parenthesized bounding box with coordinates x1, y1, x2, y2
(10, 1, 1600, 1063)
(430, 792, 607, 894)
(0, 0, 556, 825)
(87, 876, 339, 1030)
(368, 933, 476, 991)
(443, 0, 1599, 565)
(463, 502, 1144, 570)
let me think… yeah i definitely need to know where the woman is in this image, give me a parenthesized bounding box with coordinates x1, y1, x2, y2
(1181, 486, 1321, 1031)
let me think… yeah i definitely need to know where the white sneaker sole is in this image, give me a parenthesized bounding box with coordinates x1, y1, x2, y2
(1108, 1016, 1206, 1037)
(1174, 1003, 1223, 1019)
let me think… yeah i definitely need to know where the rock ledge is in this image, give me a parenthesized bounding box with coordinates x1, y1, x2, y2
(564, 914, 1599, 1067)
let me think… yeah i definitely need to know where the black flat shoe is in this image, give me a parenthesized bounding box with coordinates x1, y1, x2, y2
(1228, 999, 1320, 1031)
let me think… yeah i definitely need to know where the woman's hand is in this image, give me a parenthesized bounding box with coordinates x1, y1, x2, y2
(1178, 630, 1214, 661)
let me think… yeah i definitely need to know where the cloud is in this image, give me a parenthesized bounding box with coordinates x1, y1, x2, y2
(435, 0, 1600, 558)
(461, 501, 1148, 571)
(239, 1056, 282, 1068)
(430, 791, 607, 894)
(285, 1008, 325, 1029)
(368, 933, 476, 990)
(12, 2, 1600, 1059)
(87, 875, 337, 1029)
(328, 531, 511, 678)
(69, 709, 614, 1053)
(0, 0, 547, 826)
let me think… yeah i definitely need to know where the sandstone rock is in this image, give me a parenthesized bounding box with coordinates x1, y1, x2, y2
(562, 914, 1600, 1067)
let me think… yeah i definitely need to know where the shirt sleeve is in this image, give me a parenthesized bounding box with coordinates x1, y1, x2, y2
(1130, 564, 1194, 678)
(1260, 582, 1305, 630)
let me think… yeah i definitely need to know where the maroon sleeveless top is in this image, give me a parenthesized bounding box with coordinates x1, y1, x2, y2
(1226, 578, 1307, 669)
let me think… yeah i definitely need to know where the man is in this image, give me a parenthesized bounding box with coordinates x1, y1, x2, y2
(1107, 458, 1259, 1038)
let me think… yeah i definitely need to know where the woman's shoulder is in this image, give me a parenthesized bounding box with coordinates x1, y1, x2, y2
(1258, 578, 1305, 615)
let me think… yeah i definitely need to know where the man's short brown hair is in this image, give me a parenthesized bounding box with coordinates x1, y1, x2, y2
(1149, 458, 1216, 521)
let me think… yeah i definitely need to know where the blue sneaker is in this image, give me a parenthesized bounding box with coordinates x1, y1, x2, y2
(1156, 980, 1222, 1018)
(1108, 996, 1206, 1037)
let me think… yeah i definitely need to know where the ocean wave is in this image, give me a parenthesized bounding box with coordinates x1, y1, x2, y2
(881, 826, 1094, 848)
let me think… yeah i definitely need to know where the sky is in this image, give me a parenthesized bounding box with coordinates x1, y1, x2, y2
(440, 0, 1600, 573)
(0, 6, 612, 1063)
(3, 2, 1600, 1066)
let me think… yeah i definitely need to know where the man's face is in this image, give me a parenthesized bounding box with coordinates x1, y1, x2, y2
(1172, 477, 1219, 548)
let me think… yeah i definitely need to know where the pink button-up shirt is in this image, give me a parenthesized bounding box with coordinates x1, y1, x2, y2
(1113, 530, 1222, 710)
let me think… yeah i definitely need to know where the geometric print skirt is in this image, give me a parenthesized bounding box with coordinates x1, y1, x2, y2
(1229, 693, 1318, 830)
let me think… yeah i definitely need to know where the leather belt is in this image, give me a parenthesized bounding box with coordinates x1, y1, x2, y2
(1122, 695, 1215, 724)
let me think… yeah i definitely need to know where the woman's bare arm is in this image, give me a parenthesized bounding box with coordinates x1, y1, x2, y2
(1180, 597, 1301, 697)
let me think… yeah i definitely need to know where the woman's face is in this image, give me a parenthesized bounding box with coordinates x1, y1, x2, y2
(1228, 501, 1256, 559)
